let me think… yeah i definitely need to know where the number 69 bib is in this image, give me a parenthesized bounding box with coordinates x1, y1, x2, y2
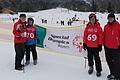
(87, 34, 97, 41)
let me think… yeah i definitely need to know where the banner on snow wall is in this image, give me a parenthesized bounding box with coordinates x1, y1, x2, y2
(43, 26, 86, 57)
(36, 25, 106, 61)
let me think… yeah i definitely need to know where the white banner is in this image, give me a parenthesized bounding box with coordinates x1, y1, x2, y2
(44, 26, 87, 57)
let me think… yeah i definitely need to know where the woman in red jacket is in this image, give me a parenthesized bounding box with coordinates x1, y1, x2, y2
(104, 13, 120, 80)
(83, 13, 103, 77)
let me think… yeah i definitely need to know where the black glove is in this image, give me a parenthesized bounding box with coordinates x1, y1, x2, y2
(83, 43, 87, 51)
(118, 46, 120, 49)
(98, 44, 102, 52)
(37, 39, 40, 44)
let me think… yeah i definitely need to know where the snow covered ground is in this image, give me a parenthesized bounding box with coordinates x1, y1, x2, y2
(0, 41, 109, 80)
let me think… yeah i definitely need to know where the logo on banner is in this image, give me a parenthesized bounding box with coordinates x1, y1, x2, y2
(73, 35, 83, 53)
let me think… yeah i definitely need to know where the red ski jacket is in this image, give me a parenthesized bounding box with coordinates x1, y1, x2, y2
(13, 20, 26, 43)
(104, 21, 120, 49)
(26, 25, 36, 40)
(83, 22, 103, 48)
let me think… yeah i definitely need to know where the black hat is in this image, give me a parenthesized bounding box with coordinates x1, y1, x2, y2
(107, 13, 115, 19)
(28, 18, 34, 22)
(19, 14, 26, 18)
(27, 18, 34, 25)
(89, 13, 96, 19)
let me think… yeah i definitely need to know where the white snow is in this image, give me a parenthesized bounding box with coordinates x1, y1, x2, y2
(0, 41, 109, 80)
(18, 8, 120, 28)
(1, 8, 120, 28)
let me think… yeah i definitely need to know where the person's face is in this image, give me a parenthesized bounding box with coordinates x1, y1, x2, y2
(108, 17, 114, 23)
(90, 16, 96, 24)
(20, 17, 26, 22)
(28, 20, 33, 25)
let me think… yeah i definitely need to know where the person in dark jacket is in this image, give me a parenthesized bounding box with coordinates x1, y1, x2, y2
(25, 18, 38, 65)
(83, 13, 103, 77)
(104, 13, 120, 80)
(13, 14, 26, 70)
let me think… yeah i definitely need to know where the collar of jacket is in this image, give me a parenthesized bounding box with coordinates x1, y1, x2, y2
(87, 21, 100, 27)
(107, 20, 116, 26)
(18, 19, 25, 24)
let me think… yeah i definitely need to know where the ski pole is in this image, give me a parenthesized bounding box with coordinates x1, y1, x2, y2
(84, 50, 87, 69)
(84, 57, 87, 69)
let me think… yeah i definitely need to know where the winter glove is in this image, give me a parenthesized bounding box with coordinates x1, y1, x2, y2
(98, 44, 102, 52)
(118, 46, 120, 49)
(37, 39, 40, 44)
(83, 43, 87, 51)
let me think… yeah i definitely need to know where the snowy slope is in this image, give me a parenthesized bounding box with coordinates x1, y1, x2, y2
(17, 8, 120, 28)
(1, 8, 120, 28)
(0, 41, 109, 80)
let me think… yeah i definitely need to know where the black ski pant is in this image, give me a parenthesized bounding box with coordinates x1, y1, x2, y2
(105, 47, 120, 79)
(26, 45, 37, 61)
(87, 47, 102, 72)
(14, 43, 25, 68)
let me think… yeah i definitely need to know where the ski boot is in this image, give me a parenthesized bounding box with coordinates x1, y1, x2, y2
(107, 74, 115, 80)
(25, 61, 30, 66)
(88, 66, 93, 74)
(33, 60, 37, 65)
(96, 71, 101, 77)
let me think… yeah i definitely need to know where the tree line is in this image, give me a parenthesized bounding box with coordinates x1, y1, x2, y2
(0, 0, 120, 13)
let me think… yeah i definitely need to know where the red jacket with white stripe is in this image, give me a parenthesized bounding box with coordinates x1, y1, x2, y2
(83, 22, 103, 48)
(13, 19, 26, 43)
(104, 21, 120, 49)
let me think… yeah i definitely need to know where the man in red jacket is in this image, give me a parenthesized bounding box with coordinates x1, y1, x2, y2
(104, 13, 120, 80)
(13, 14, 26, 70)
(83, 13, 103, 77)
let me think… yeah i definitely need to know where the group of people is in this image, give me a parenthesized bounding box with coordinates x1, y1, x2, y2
(41, 19, 47, 24)
(83, 13, 120, 80)
(12, 13, 120, 80)
(13, 14, 38, 71)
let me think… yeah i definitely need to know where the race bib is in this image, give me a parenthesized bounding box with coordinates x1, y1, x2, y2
(27, 33, 35, 39)
(87, 34, 97, 41)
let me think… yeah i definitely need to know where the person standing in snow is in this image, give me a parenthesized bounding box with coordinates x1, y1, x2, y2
(104, 13, 120, 80)
(25, 18, 38, 65)
(13, 14, 27, 70)
(83, 13, 103, 77)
